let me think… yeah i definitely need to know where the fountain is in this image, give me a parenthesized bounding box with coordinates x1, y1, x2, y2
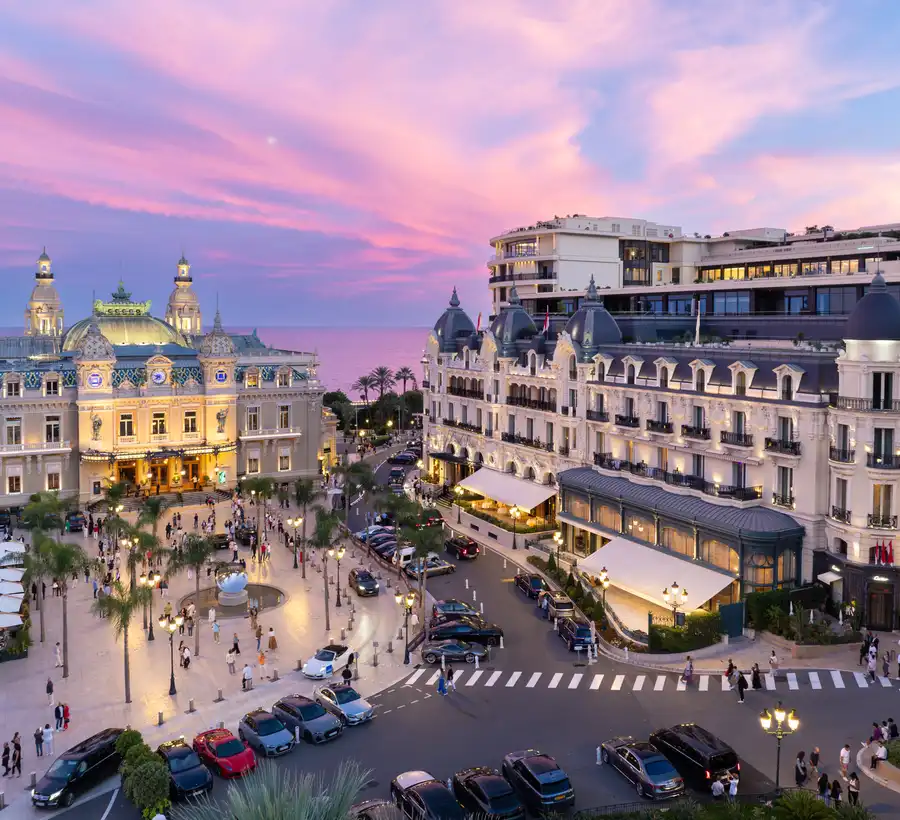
(216, 565, 250, 607)
(178, 562, 285, 619)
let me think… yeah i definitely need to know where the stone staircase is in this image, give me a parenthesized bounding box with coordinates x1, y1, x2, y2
(88, 488, 231, 513)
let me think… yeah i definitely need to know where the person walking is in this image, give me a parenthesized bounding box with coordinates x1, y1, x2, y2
(868, 652, 878, 684)
(751, 663, 762, 690)
(818, 771, 830, 805)
(736, 669, 748, 703)
(830, 778, 842, 807)
(54, 703, 63, 731)
(725, 658, 735, 690)
(255, 624, 263, 653)
(437, 669, 447, 697)
(840, 744, 851, 780)
(54, 642, 62, 668)
(258, 650, 268, 680)
(447, 665, 456, 693)
(681, 656, 693, 685)
(809, 746, 820, 780)
(62, 704, 70, 731)
(342, 664, 353, 685)
(848, 772, 860, 805)
(768, 650, 779, 678)
(182, 646, 191, 671)
(889, 718, 900, 740)
(186, 616, 194, 638)
(242, 663, 253, 691)
(795, 751, 808, 787)
(884, 651, 891, 680)
(42, 724, 53, 758)
(267, 627, 277, 651)
(232, 633, 241, 655)
(212, 620, 220, 643)
(11, 737, 21, 778)
(226, 649, 236, 675)
(46, 678, 53, 706)
(1, 742, 9, 776)
(33, 727, 43, 757)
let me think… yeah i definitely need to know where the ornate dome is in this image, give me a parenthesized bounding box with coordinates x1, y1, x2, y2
(28, 281, 61, 307)
(72, 321, 115, 361)
(489, 286, 537, 356)
(433, 288, 475, 353)
(199, 310, 236, 357)
(564, 276, 622, 358)
(63, 314, 189, 351)
(168, 286, 200, 306)
(844, 272, 900, 341)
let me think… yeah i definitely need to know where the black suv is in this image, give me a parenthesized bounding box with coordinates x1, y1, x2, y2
(32, 728, 123, 809)
(502, 750, 574, 814)
(157, 738, 214, 800)
(648, 724, 740, 789)
(349, 568, 379, 596)
(445, 537, 479, 559)
(558, 618, 593, 651)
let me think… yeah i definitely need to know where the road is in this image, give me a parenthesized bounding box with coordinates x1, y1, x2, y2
(43, 455, 900, 816)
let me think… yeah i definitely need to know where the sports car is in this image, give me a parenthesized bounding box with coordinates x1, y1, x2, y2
(192, 729, 256, 778)
(420, 640, 488, 665)
(302, 643, 350, 679)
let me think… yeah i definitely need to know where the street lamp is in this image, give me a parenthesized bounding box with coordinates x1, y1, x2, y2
(662, 582, 688, 621)
(114, 504, 124, 551)
(759, 702, 799, 791)
(139, 570, 161, 640)
(553, 530, 563, 564)
(597, 566, 610, 609)
(454, 485, 464, 522)
(328, 545, 345, 607)
(395, 590, 416, 665)
(158, 613, 183, 696)
(287, 516, 303, 569)
(510, 506, 521, 550)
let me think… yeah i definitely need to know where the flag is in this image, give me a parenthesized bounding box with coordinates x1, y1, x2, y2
(476, 312, 482, 332)
(890, 541, 895, 565)
(543, 309, 550, 334)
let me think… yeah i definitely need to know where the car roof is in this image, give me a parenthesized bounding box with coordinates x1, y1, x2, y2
(244, 709, 276, 720)
(394, 770, 434, 790)
(158, 739, 191, 755)
(280, 694, 314, 707)
(321, 644, 348, 653)
(660, 724, 734, 753)
(522, 753, 559, 774)
(64, 728, 122, 756)
(197, 729, 234, 743)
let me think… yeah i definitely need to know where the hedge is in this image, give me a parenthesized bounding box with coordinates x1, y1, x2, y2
(648, 611, 723, 653)
(745, 585, 828, 630)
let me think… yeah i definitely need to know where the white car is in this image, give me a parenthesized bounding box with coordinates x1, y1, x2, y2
(302, 644, 351, 679)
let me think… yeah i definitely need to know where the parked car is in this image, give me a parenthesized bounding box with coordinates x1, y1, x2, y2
(428, 616, 503, 646)
(314, 684, 375, 725)
(404, 556, 456, 578)
(513, 572, 548, 599)
(349, 568, 379, 596)
(501, 750, 574, 814)
(388, 467, 406, 485)
(209, 533, 229, 550)
(64, 511, 86, 533)
(350, 799, 395, 819)
(432, 599, 479, 621)
(302, 644, 351, 679)
(234, 525, 255, 545)
(390, 771, 465, 819)
(599, 736, 684, 799)
(156, 738, 214, 800)
(538, 591, 575, 620)
(648, 724, 740, 789)
(558, 618, 594, 651)
(237, 710, 295, 757)
(373, 512, 395, 526)
(452, 766, 525, 819)
(192, 729, 256, 778)
(31, 728, 123, 808)
(354, 525, 389, 540)
(445, 537, 479, 559)
(388, 452, 417, 465)
(417, 512, 444, 529)
(271, 694, 343, 744)
(421, 640, 488, 664)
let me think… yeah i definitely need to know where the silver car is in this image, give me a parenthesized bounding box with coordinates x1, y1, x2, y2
(314, 684, 375, 726)
(271, 695, 343, 745)
(237, 709, 295, 757)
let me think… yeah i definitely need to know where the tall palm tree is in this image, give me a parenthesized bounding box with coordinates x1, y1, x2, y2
(168, 534, 218, 656)
(292, 478, 323, 579)
(333, 461, 376, 533)
(92, 580, 151, 704)
(395, 366, 416, 394)
(309, 510, 341, 633)
(137, 496, 169, 628)
(399, 523, 444, 639)
(351, 374, 377, 405)
(370, 366, 395, 399)
(242, 476, 276, 549)
(41, 539, 91, 678)
(373, 489, 421, 578)
(21, 491, 68, 534)
(15, 537, 51, 643)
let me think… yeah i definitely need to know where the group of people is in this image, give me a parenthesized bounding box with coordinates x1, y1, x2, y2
(796, 746, 861, 806)
(860, 631, 897, 683)
(225, 608, 279, 691)
(680, 650, 782, 701)
(709, 774, 739, 801)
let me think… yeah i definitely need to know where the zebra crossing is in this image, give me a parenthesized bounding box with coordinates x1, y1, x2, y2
(399, 667, 900, 695)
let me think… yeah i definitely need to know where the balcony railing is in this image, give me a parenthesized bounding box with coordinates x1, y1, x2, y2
(772, 493, 795, 508)
(239, 426, 305, 439)
(442, 418, 482, 434)
(614, 414, 640, 428)
(421, 380, 430, 389)
(558, 444, 571, 456)
(501, 432, 553, 451)
(505, 396, 557, 412)
(646, 419, 673, 434)
(866, 453, 900, 469)
(594, 452, 622, 470)
(448, 387, 484, 400)
(868, 514, 898, 529)
(833, 396, 900, 412)
(721, 431, 754, 447)
(0, 439, 72, 454)
(681, 424, 711, 440)
(765, 438, 802, 456)
(586, 409, 609, 422)
(829, 447, 855, 463)
(831, 506, 852, 524)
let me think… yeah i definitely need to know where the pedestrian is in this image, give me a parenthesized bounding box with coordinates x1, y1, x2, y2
(11, 737, 21, 778)
(34, 727, 43, 757)
(840, 744, 851, 779)
(226, 649, 235, 674)
(42, 723, 53, 757)
(795, 751, 808, 786)
(681, 656, 693, 685)
(342, 665, 353, 685)
(92, 578, 98, 599)
(890, 718, 899, 740)
(1, 742, 8, 776)
(727, 775, 738, 803)
(810, 746, 820, 780)
(830, 778, 842, 807)
(848, 772, 860, 805)
(182, 646, 191, 671)
(178, 641, 186, 667)
(63, 703, 70, 731)
(46, 678, 53, 706)
(540, 593, 549, 619)
(871, 741, 887, 769)
(232, 633, 241, 655)
(54, 703, 63, 731)
(258, 650, 268, 679)
(884, 651, 892, 679)
(736, 670, 748, 703)
(447, 665, 456, 692)
(212, 620, 220, 643)
(186, 616, 194, 637)
(255, 624, 263, 652)
(868, 652, 878, 683)
(725, 658, 735, 689)
(164, 601, 172, 619)
(751, 662, 762, 690)
(818, 771, 830, 804)
(242, 663, 253, 691)
(54, 641, 62, 668)
(268, 627, 277, 651)
(437, 669, 447, 696)
(768, 650, 779, 677)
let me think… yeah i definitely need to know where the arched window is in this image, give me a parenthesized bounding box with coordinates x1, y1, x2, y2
(569, 355, 577, 380)
(781, 375, 793, 401)
(626, 364, 636, 385)
(529, 354, 536, 376)
(446, 443, 456, 455)
(460, 448, 469, 461)
(474, 452, 484, 465)
(464, 351, 470, 369)
(735, 371, 746, 396)
(696, 369, 706, 393)
(525, 466, 535, 480)
(507, 461, 518, 475)
(659, 367, 668, 389)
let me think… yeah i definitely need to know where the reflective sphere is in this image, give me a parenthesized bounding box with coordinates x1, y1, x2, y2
(216, 568, 249, 594)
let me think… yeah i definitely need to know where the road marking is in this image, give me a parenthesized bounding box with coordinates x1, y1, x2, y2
(526, 673, 542, 688)
(99, 789, 119, 820)
(506, 672, 522, 687)
(590, 674, 604, 690)
(765, 673, 776, 690)
(676, 678, 686, 691)
(569, 673, 583, 689)
(397, 704, 406, 709)
(654, 675, 666, 691)
(548, 673, 564, 689)
(426, 671, 440, 685)
(405, 670, 425, 686)
(424, 694, 432, 699)
(485, 671, 502, 687)
(410, 699, 419, 704)
(452, 671, 466, 687)
(809, 672, 821, 690)
(633, 675, 645, 691)
(831, 670, 845, 689)
(854, 672, 869, 688)
(699, 676, 709, 692)
(466, 671, 483, 687)
(611, 674, 624, 691)
(880, 676, 893, 688)
(383, 709, 392, 713)
(720, 676, 730, 692)
(786, 673, 798, 690)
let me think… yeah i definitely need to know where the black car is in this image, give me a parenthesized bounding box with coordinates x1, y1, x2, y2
(388, 452, 417, 465)
(432, 598, 479, 621)
(209, 533, 229, 550)
(65, 511, 86, 533)
(31, 728, 123, 809)
(452, 767, 525, 819)
(558, 618, 593, 651)
(369, 532, 397, 547)
(429, 616, 503, 646)
(388, 467, 406, 485)
(648, 724, 740, 789)
(234, 525, 255, 545)
(502, 750, 574, 813)
(421, 640, 488, 664)
(349, 568, 379, 596)
(445, 537, 479, 559)
(157, 738, 214, 800)
(513, 573, 548, 599)
(599, 737, 684, 799)
(390, 770, 466, 819)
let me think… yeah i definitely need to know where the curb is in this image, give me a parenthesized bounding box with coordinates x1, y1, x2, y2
(856, 744, 897, 793)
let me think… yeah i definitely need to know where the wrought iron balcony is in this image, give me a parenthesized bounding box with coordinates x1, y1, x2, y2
(558, 444, 571, 456)
(501, 432, 552, 451)
(711, 484, 763, 501)
(833, 396, 900, 412)
(829, 447, 855, 463)
(447, 387, 484, 400)
(614, 414, 640, 428)
(646, 419, 673, 434)
(586, 409, 609, 422)
(772, 492, 795, 508)
(721, 431, 754, 447)
(666, 472, 706, 491)
(442, 418, 482, 434)
(866, 453, 900, 469)
(867, 514, 898, 529)
(421, 380, 430, 388)
(594, 452, 627, 471)
(831, 506, 852, 524)
(505, 396, 557, 412)
(681, 424, 711, 440)
(765, 438, 802, 456)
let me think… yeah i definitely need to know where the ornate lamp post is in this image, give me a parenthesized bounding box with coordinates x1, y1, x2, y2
(139, 570, 161, 640)
(662, 582, 688, 621)
(454, 485, 464, 523)
(553, 530, 563, 564)
(759, 702, 799, 791)
(510, 506, 521, 550)
(328, 546, 345, 607)
(158, 613, 183, 695)
(114, 504, 124, 552)
(395, 590, 416, 665)
(597, 566, 610, 609)
(287, 516, 303, 569)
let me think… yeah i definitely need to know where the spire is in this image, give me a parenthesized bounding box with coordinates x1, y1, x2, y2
(213, 308, 223, 332)
(585, 274, 598, 302)
(871, 271, 887, 291)
(37, 246, 50, 263)
(508, 285, 521, 306)
(449, 287, 460, 308)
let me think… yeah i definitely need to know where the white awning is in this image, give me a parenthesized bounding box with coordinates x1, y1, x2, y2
(0, 597, 22, 614)
(0, 613, 23, 629)
(579, 536, 736, 610)
(817, 571, 842, 584)
(0, 581, 22, 596)
(457, 468, 556, 511)
(0, 568, 24, 582)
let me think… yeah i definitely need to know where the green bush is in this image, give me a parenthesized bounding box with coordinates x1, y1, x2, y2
(547, 552, 557, 573)
(648, 611, 723, 653)
(124, 760, 171, 820)
(121, 742, 158, 782)
(527, 555, 548, 572)
(745, 586, 828, 630)
(115, 729, 144, 758)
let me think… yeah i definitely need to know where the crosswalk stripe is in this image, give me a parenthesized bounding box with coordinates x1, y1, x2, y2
(699, 676, 709, 692)
(485, 671, 502, 687)
(611, 674, 624, 691)
(426, 671, 440, 685)
(879, 676, 893, 688)
(569, 674, 583, 690)
(452, 671, 466, 687)
(405, 670, 425, 686)
(765, 673, 776, 691)
(466, 671, 483, 687)
(506, 672, 522, 688)
(654, 675, 666, 691)
(526, 673, 541, 688)
(676, 678, 686, 691)
(590, 675, 604, 690)
(854, 672, 869, 688)
(720, 676, 730, 692)
(548, 673, 564, 689)
(831, 670, 845, 689)
(633, 675, 645, 692)
(787, 673, 798, 691)
(809, 672, 821, 690)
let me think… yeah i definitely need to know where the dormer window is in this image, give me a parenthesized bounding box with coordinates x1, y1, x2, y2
(5, 379, 20, 398)
(773, 364, 805, 402)
(529, 353, 536, 376)
(659, 368, 668, 388)
(696, 370, 706, 392)
(735, 371, 746, 396)
(626, 364, 635, 385)
(246, 369, 260, 389)
(597, 363, 605, 381)
(44, 376, 59, 396)
(781, 375, 793, 401)
(690, 359, 714, 393)
(277, 370, 291, 388)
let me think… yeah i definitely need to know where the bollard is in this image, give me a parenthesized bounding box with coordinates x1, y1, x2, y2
(373, 650, 379, 667)
(397, 626, 404, 640)
(339, 627, 345, 640)
(29, 772, 37, 788)
(499, 635, 505, 650)
(218, 721, 225, 729)
(503, 557, 507, 570)
(465, 578, 469, 590)
(480, 602, 484, 615)
(554, 617, 559, 633)
(597, 746, 603, 766)
(296, 659, 303, 671)
(441, 653, 446, 671)
(214, 688, 224, 703)
(624, 647, 629, 661)
(347, 618, 354, 632)
(386, 578, 392, 589)
(0, 790, 6, 809)
(387, 640, 394, 653)
(188, 698, 196, 714)
(472, 589, 477, 602)
(329, 574, 335, 585)
(158, 711, 164, 726)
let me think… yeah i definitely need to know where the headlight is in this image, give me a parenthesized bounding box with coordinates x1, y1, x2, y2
(374, 583, 380, 589)
(49, 790, 63, 801)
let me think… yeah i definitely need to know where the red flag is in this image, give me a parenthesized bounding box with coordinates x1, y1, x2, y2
(543, 309, 550, 334)
(476, 312, 482, 332)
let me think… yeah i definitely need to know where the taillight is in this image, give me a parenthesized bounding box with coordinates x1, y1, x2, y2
(736, 762, 741, 771)
(705, 770, 711, 780)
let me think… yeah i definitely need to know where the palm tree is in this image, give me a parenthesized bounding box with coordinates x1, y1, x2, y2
(242, 476, 276, 549)
(351, 374, 377, 405)
(773, 788, 835, 820)
(137, 496, 169, 628)
(370, 366, 395, 399)
(92, 580, 152, 704)
(333, 461, 376, 533)
(41, 539, 91, 678)
(373, 489, 421, 578)
(292, 479, 323, 578)
(21, 491, 68, 534)
(167, 534, 217, 657)
(395, 366, 416, 394)
(309, 510, 341, 632)
(16, 537, 51, 643)
(399, 522, 444, 639)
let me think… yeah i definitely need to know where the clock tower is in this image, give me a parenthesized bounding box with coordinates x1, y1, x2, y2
(165, 254, 203, 336)
(25, 247, 65, 336)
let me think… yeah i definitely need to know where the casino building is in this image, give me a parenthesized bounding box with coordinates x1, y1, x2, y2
(0, 250, 325, 505)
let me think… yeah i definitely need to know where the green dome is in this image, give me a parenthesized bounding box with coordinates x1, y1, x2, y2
(63, 314, 190, 350)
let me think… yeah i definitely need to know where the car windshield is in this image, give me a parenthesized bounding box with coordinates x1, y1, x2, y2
(356, 572, 373, 583)
(215, 739, 245, 758)
(46, 758, 79, 780)
(644, 760, 674, 777)
(168, 751, 202, 772)
(300, 704, 327, 720)
(334, 688, 360, 704)
(574, 626, 592, 637)
(314, 650, 336, 661)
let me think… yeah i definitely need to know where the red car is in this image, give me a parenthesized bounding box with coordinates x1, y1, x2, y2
(192, 729, 256, 778)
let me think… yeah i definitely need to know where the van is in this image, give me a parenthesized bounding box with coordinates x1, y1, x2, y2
(539, 591, 575, 620)
(32, 728, 124, 808)
(392, 547, 439, 569)
(648, 724, 739, 788)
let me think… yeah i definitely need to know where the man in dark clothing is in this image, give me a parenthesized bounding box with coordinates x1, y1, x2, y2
(736, 671, 748, 703)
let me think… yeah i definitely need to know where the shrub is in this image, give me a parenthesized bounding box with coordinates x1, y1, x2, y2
(125, 760, 171, 820)
(527, 555, 548, 572)
(649, 611, 723, 653)
(887, 739, 900, 768)
(115, 729, 144, 758)
(547, 552, 557, 574)
(122, 742, 158, 782)
(565, 571, 577, 589)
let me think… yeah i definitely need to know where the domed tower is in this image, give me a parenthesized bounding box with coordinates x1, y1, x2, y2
(24, 247, 64, 337)
(432, 287, 476, 353)
(489, 286, 538, 357)
(563, 275, 622, 359)
(165, 254, 203, 335)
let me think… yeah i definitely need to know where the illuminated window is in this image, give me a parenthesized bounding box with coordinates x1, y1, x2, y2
(5, 418, 21, 446)
(247, 407, 260, 432)
(278, 405, 290, 429)
(151, 412, 167, 435)
(44, 378, 59, 396)
(119, 414, 134, 437)
(247, 457, 260, 474)
(47, 472, 60, 491)
(246, 370, 259, 389)
(278, 453, 290, 471)
(277, 371, 291, 387)
(7, 475, 21, 494)
(183, 411, 197, 434)
(45, 416, 60, 443)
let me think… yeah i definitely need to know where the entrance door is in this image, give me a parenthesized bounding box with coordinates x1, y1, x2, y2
(867, 584, 895, 631)
(150, 463, 169, 489)
(118, 463, 136, 488)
